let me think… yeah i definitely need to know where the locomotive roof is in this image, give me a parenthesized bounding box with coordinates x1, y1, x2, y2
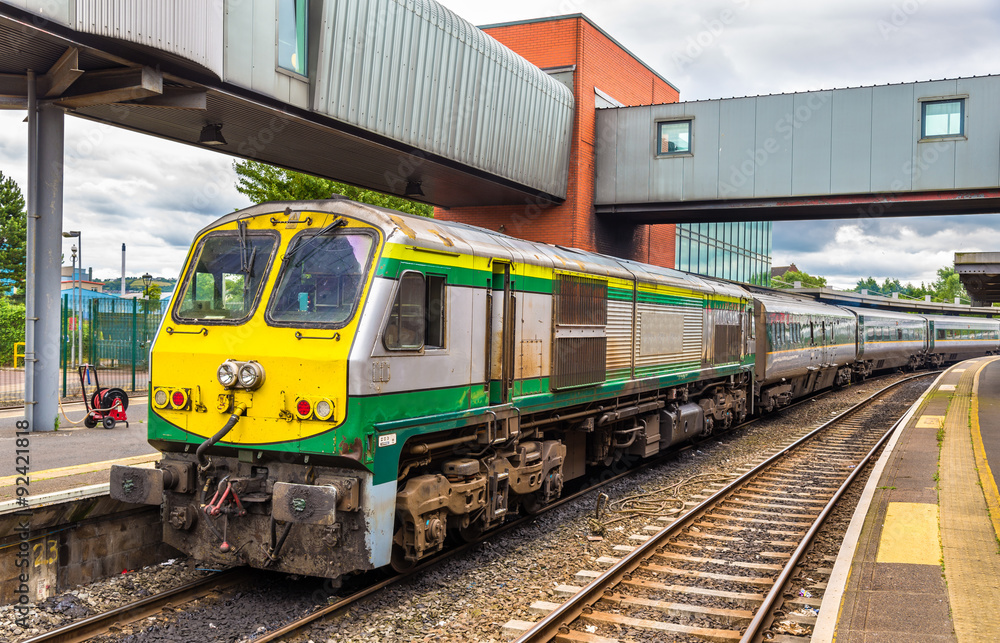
(207, 198, 752, 299)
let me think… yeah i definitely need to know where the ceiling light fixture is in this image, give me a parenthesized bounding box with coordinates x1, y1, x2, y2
(198, 123, 227, 146)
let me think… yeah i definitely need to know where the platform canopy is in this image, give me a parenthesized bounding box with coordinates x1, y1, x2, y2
(955, 252, 1000, 307)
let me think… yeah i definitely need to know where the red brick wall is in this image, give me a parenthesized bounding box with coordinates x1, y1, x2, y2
(435, 16, 679, 269)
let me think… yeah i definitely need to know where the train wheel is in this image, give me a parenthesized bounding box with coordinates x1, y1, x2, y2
(457, 521, 485, 543)
(390, 543, 416, 573)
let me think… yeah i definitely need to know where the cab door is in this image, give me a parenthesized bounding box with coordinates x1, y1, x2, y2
(488, 261, 516, 405)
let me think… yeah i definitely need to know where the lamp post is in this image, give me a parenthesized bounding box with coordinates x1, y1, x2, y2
(142, 272, 153, 349)
(63, 230, 83, 366)
(69, 245, 77, 366)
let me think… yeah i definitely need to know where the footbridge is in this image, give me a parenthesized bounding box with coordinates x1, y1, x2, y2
(596, 76, 1000, 222)
(0, 0, 574, 430)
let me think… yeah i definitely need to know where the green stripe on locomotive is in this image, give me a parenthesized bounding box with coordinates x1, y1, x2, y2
(150, 354, 752, 486)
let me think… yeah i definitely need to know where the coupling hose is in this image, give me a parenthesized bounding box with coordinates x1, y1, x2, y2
(197, 403, 247, 469)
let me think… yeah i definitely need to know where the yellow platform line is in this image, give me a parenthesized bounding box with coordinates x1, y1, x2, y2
(939, 358, 1000, 642)
(971, 357, 1000, 543)
(0, 453, 158, 488)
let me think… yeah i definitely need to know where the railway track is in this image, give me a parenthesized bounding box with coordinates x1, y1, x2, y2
(242, 378, 875, 643)
(510, 373, 930, 643)
(20, 568, 251, 643)
(19, 372, 922, 643)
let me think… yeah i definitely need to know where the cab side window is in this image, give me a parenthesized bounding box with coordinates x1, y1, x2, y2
(383, 272, 447, 350)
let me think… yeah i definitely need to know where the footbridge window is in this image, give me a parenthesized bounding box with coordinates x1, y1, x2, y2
(657, 120, 692, 156)
(921, 99, 964, 138)
(278, 0, 309, 76)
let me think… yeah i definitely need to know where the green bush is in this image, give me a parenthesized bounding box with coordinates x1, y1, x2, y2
(0, 297, 25, 367)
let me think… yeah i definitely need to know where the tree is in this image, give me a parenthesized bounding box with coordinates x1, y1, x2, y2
(234, 161, 433, 217)
(0, 297, 25, 366)
(0, 171, 27, 303)
(854, 267, 966, 303)
(930, 266, 967, 303)
(774, 269, 827, 289)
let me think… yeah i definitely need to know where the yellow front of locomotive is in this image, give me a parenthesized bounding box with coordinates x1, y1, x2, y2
(149, 208, 379, 450)
(112, 204, 390, 578)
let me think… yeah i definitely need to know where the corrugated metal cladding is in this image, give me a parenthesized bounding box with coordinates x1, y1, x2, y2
(606, 300, 633, 373)
(633, 303, 702, 370)
(313, 0, 574, 198)
(75, 0, 224, 77)
(596, 76, 1000, 204)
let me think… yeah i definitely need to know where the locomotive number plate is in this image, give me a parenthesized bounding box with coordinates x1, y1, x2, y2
(378, 433, 397, 447)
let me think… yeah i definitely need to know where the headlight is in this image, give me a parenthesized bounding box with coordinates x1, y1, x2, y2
(153, 388, 169, 408)
(238, 361, 265, 390)
(217, 360, 239, 388)
(314, 398, 334, 421)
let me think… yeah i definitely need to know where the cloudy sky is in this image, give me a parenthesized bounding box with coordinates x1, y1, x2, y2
(1, 0, 999, 289)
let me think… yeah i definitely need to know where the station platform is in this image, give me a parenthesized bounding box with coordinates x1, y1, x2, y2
(815, 357, 1000, 642)
(0, 399, 158, 506)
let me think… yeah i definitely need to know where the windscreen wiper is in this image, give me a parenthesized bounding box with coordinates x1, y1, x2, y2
(284, 217, 348, 268)
(237, 219, 258, 297)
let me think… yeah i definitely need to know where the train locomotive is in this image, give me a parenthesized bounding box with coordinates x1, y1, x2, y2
(110, 198, 1000, 580)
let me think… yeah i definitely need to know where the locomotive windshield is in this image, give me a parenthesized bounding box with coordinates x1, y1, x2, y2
(175, 229, 278, 322)
(267, 227, 375, 326)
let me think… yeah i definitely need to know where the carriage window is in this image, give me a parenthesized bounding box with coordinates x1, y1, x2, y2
(425, 275, 446, 348)
(175, 231, 277, 323)
(383, 272, 447, 350)
(268, 229, 374, 326)
(866, 327, 874, 341)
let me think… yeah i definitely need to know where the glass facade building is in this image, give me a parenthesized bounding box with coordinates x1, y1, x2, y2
(675, 221, 772, 285)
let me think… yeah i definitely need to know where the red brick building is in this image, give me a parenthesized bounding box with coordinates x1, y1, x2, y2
(434, 14, 680, 268)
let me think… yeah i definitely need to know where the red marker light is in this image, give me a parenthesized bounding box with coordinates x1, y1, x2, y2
(296, 399, 312, 417)
(172, 391, 186, 407)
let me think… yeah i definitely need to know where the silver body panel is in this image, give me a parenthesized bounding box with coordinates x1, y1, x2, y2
(755, 292, 856, 386)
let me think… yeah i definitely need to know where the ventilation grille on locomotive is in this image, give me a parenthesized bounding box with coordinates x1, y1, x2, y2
(551, 274, 608, 390)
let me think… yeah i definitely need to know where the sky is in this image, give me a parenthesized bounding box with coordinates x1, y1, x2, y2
(1, 0, 1000, 289)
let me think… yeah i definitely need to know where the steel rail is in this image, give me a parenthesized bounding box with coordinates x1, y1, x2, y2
(251, 429, 690, 643)
(250, 374, 869, 642)
(513, 372, 934, 643)
(22, 372, 911, 643)
(739, 407, 908, 642)
(21, 567, 252, 643)
(253, 372, 910, 642)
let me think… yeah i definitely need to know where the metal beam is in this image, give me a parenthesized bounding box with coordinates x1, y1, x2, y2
(30, 103, 65, 432)
(55, 66, 162, 109)
(40, 47, 82, 97)
(0, 72, 27, 108)
(24, 69, 36, 432)
(128, 87, 207, 110)
(596, 189, 1000, 223)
